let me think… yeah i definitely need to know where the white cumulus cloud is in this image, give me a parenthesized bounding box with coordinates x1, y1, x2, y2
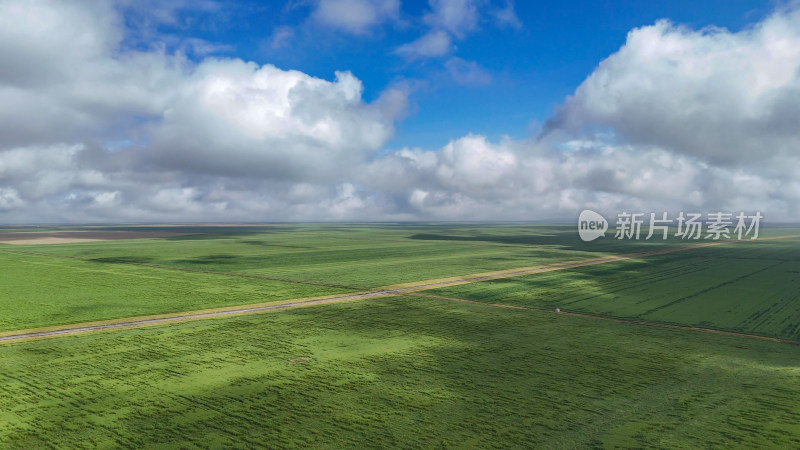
(1, 0, 799, 224)
(546, 9, 800, 167)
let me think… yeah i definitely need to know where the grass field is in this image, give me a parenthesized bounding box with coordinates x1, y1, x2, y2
(0, 251, 354, 332)
(428, 236, 800, 340)
(1, 297, 799, 448)
(3, 224, 689, 289)
(0, 223, 686, 331)
(2, 224, 799, 447)
(2, 224, 799, 334)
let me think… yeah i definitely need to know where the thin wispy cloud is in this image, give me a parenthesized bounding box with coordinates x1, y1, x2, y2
(445, 57, 492, 85)
(395, 30, 453, 58)
(310, 0, 401, 34)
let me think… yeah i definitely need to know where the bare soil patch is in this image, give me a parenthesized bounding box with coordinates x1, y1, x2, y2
(0, 230, 195, 245)
(289, 357, 313, 365)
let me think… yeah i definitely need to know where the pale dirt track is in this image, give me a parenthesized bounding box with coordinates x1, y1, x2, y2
(2, 234, 799, 344)
(0, 230, 195, 245)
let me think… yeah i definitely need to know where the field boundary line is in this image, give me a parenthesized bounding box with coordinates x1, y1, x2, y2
(411, 293, 800, 346)
(2, 234, 800, 344)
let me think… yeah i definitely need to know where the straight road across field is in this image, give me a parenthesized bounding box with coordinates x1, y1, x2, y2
(2, 235, 799, 344)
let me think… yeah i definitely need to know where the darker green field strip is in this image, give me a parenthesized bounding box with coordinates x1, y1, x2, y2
(639, 261, 784, 315)
(428, 238, 800, 341)
(0, 251, 356, 332)
(1, 297, 799, 448)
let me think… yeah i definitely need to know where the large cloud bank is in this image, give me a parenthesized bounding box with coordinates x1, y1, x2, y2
(1, 0, 799, 223)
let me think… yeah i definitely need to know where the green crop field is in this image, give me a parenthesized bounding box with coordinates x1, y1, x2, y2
(0, 250, 354, 332)
(2, 224, 800, 448)
(2, 224, 798, 332)
(2, 297, 800, 448)
(3, 224, 691, 289)
(0, 223, 689, 331)
(428, 236, 800, 340)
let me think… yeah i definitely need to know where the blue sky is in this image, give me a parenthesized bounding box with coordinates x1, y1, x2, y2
(1, 0, 799, 223)
(131, 0, 773, 150)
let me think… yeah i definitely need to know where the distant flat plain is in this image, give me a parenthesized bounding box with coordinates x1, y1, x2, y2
(1, 224, 799, 447)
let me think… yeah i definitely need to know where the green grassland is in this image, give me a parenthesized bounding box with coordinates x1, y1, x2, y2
(428, 236, 800, 340)
(1, 296, 799, 448)
(2, 223, 799, 334)
(0, 223, 687, 331)
(4, 224, 688, 289)
(2, 224, 800, 447)
(0, 251, 353, 332)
